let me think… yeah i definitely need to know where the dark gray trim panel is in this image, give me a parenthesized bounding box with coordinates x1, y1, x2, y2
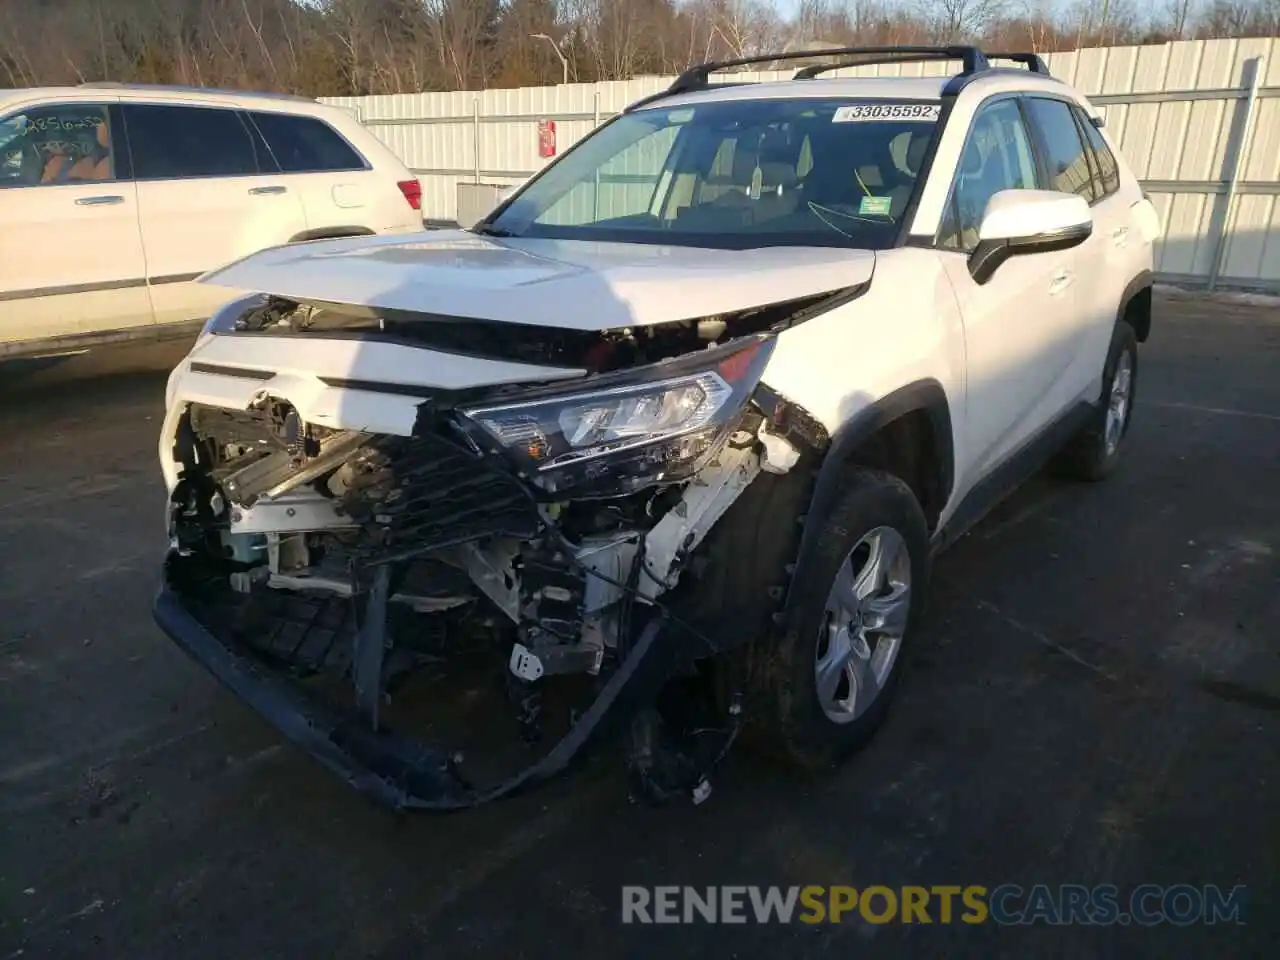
(784, 379, 955, 613)
(189, 362, 274, 381)
(1120, 269, 1153, 312)
(968, 222, 1093, 285)
(0, 277, 147, 302)
(288, 227, 375, 243)
(932, 400, 1093, 555)
(1119, 269, 1154, 342)
(0, 318, 204, 360)
(149, 272, 205, 286)
(0, 271, 206, 302)
(317, 376, 432, 397)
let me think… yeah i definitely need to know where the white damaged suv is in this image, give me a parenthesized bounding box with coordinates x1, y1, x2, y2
(154, 46, 1159, 810)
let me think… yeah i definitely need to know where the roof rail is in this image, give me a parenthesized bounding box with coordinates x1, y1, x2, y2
(77, 81, 315, 102)
(985, 52, 1051, 75)
(622, 45, 1057, 113)
(792, 47, 987, 80)
(667, 45, 989, 96)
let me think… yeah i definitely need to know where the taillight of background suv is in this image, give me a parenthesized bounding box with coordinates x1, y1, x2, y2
(397, 179, 423, 211)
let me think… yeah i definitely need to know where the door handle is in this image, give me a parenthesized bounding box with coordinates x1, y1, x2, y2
(249, 185, 287, 195)
(75, 195, 124, 206)
(1112, 226, 1130, 245)
(1049, 268, 1073, 294)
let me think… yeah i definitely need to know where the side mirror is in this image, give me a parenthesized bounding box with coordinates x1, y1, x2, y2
(968, 190, 1093, 284)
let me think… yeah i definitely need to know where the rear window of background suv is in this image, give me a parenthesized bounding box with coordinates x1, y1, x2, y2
(249, 112, 366, 173)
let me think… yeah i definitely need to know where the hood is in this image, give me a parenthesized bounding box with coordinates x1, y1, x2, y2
(200, 230, 876, 331)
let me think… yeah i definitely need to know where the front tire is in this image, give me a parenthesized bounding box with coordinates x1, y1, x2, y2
(1053, 321, 1139, 481)
(756, 468, 930, 769)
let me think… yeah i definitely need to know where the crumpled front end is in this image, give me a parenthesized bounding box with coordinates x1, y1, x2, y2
(153, 298, 822, 810)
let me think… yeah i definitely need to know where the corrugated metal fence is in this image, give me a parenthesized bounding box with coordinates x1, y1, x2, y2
(323, 37, 1280, 291)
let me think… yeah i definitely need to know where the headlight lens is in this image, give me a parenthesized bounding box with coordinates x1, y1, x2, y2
(461, 337, 774, 495)
(194, 294, 266, 348)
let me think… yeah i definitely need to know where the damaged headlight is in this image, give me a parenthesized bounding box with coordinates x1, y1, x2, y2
(194, 293, 268, 348)
(461, 337, 774, 494)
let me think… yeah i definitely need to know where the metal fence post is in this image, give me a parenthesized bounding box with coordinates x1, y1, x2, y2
(593, 89, 602, 220)
(1209, 55, 1265, 292)
(472, 98, 481, 184)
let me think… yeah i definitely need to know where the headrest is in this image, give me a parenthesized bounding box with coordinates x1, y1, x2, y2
(888, 130, 931, 178)
(758, 129, 793, 166)
(907, 135, 929, 173)
(758, 161, 797, 189)
(730, 141, 759, 183)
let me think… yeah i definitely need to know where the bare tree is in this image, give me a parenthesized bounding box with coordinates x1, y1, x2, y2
(920, 0, 1009, 41)
(1167, 0, 1197, 37)
(0, 0, 1274, 96)
(683, 0, 788, 61)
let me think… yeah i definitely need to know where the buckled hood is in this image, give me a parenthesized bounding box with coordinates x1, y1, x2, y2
(200, 229, 877, 331)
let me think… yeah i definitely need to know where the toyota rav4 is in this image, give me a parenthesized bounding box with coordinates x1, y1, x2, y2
(153, 46, 1160, 810)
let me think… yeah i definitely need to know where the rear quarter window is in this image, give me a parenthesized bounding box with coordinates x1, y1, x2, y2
(250, 112, 367, 173)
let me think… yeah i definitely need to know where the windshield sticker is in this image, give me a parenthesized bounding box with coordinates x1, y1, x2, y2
(834, 103, 941, 123)
(666, 108, 695, 123)
(858, 196, 893, 216)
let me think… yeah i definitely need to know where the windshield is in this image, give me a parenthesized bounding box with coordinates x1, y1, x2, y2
(487, 98, 941, 250)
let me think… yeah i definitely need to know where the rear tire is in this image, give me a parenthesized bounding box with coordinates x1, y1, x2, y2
(1053, 321, 1138, 482)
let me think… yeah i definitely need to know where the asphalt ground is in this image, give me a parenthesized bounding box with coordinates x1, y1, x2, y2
(1, 289, 1277, 958)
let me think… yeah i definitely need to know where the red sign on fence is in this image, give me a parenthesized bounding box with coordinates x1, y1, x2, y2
(537, 119, 557, 158)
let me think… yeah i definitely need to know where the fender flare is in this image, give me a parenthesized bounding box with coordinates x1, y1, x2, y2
(785, 379, 955, 610)
(288, 226, 376, 244)
(1119, 269, 1154, 341)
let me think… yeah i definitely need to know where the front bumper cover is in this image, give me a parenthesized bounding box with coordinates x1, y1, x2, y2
(152, 559, 684, 811)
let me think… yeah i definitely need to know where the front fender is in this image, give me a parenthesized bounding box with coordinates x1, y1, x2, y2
(782, 380, 954, 614)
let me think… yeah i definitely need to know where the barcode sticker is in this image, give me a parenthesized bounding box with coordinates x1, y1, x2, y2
(833, 103, 941, 123)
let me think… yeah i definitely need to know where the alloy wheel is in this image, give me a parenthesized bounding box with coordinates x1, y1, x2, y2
(814, 526, 911, 724)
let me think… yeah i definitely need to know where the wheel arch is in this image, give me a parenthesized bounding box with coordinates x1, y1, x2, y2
(1120, 270, 1153, 342)
(288, 226, 376, 244)
(785, 380, 954, 612)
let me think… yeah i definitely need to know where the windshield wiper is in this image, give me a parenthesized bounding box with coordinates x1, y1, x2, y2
(471, 223, 520, 238)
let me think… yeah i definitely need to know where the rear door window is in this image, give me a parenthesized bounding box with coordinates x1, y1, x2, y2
(249, 112, 366, 173)
(1024, 98, 1097, 202)
(124, 104, 263, 179)
(1075, 108, 1121, 198)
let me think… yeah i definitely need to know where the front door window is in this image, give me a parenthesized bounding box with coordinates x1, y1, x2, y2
(0, 105, 115, 187)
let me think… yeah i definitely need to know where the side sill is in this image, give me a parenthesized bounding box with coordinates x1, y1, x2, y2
(931, 400, 1094, 555)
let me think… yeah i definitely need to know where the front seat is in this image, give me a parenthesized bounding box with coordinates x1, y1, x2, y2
(751, 130, 799, 223)
(885, 132, 931, 218)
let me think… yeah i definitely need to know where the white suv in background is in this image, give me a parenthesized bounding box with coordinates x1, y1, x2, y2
(0, 84, 425, 360)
